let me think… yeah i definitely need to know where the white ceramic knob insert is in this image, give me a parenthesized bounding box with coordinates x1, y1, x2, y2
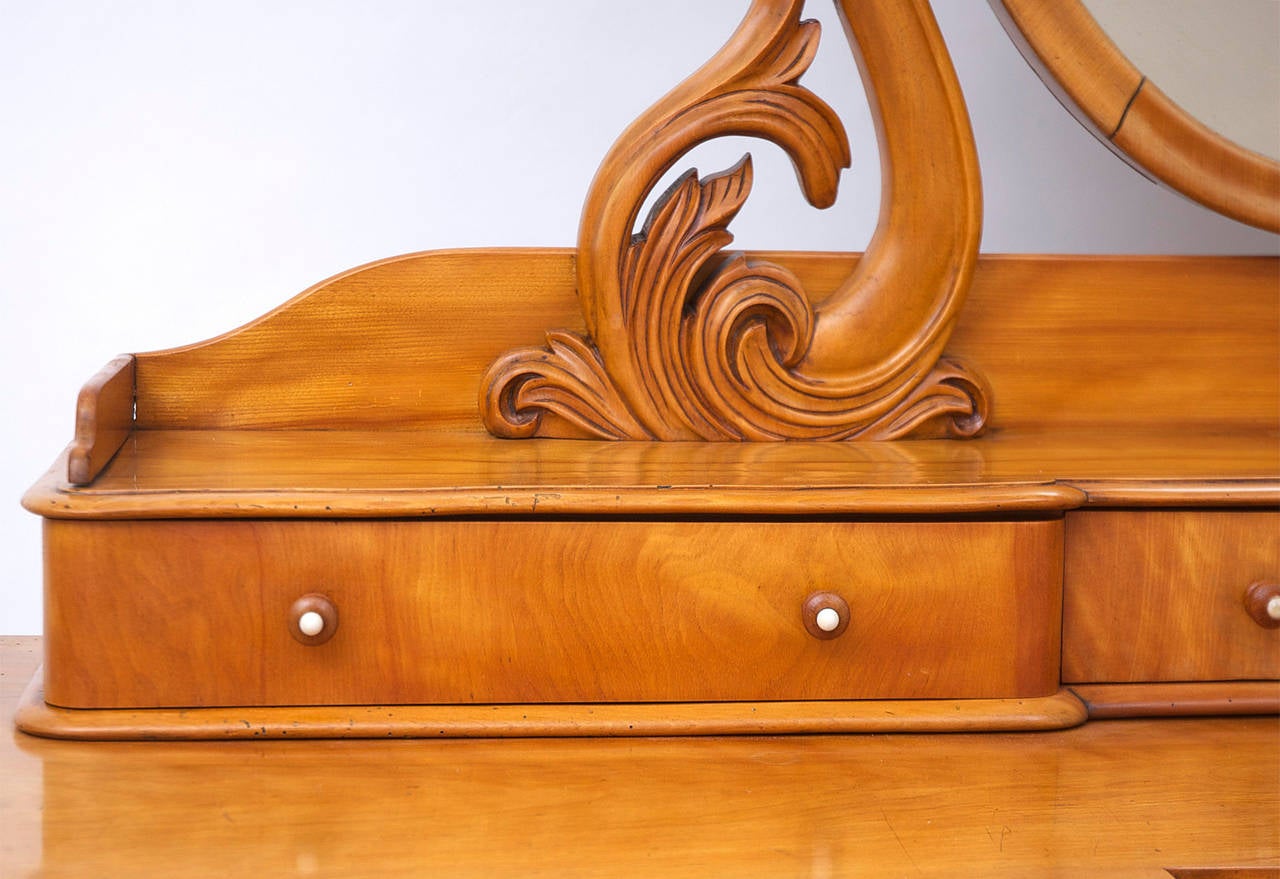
(815, 606, 841, 632)
(1268, 595, 1280, 621)
(297, 611, 326, 637)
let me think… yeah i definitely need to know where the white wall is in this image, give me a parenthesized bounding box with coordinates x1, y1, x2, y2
(2, 2, 1276, 634)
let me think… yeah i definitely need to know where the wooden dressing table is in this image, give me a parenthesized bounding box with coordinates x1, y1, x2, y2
(10, 0, 1279, 872)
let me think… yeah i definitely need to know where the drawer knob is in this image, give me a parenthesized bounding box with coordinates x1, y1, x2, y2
(803, 592, 850, 640)
(1244, 582, 1280, 629)
(289, 593, 339, 645)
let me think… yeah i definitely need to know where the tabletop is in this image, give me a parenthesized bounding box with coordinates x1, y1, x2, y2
(1, 636, 1276, 877)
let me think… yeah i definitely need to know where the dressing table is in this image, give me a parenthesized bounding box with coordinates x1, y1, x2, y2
(8, 0, 1278, 872)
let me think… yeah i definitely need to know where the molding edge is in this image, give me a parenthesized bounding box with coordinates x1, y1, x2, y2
(17, 669, 1087, 741)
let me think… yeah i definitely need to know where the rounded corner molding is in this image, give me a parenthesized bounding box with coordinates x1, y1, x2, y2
(14, 666, 1092, 740)
(481, 0, 989, 442)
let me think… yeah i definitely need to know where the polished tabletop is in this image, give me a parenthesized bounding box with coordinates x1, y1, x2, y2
(1, 637, 1276, 877)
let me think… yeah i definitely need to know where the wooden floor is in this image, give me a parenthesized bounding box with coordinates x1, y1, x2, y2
(1, 637, 1276, 877)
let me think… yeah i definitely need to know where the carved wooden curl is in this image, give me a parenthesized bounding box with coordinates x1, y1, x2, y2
(482, 0, 989, 441)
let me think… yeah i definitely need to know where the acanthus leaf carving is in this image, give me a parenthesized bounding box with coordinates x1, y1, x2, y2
(483, 330, 646, 441)
(481, 0, 991, 443)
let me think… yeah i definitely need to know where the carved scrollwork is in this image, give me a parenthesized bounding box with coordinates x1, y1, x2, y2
(482, 0, 990, 441)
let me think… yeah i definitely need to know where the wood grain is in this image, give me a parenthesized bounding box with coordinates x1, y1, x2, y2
(66, 354, 134, 485)
(23, 427, 1278, 520)
(42, 518, 1062, 709)
(990, 0, 1142, 137)
(1063, 511, 1280, 682)
(119, 252, 1279, 436)
(993, 0, 1280, 231)
(1114, 79, 1280, 232)
(18, 669, 1087, 740)
(1072, 681, 1280, 719)
(3, 639, 1277, 876)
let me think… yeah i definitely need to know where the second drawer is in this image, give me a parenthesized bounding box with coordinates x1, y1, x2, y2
(1063, 510, 1280, 683)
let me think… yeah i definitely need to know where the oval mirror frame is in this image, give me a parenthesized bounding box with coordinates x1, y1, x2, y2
(991, 0, 1280, 232)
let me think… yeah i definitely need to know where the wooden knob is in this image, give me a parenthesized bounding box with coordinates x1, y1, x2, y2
(289, 593, 339, 645)
(1244, 582, 1280, 629)
(803, 592, 850, 640)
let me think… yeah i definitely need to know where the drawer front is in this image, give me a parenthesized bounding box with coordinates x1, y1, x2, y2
(44, 518, 1062, 709)
(1063, 511, 1280, 683)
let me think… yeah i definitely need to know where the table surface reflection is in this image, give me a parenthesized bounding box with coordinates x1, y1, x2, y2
(1, 637, 1276, 877)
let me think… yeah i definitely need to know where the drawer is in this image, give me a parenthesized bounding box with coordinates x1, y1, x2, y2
(44, 518, 1062, 709)
(1063, 511, 1280, 683)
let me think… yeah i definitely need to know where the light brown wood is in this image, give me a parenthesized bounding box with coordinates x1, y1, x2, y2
(993, 0, 1280, 231)
(42, 518, 1062, 709)
(3, 640, 1276, 875)
(1063, 511, 1280, 683)
(484, 0, 988, 441)
(1072, 681, 1280, 719)
(16, 3, 1280, 750)
(27, 250, 1278, 745)
(1113, 79, 1280, 233)
(17, 669, 1087, 740)
(990, 0, 1143, 137)
(66, 354, 134, 485)
(55, 251, 1279, 445)
(132, 248, 580, 432)
(23, 426, 1280, 521)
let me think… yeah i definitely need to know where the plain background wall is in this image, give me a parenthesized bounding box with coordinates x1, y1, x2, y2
(2, 2, 1277, 635)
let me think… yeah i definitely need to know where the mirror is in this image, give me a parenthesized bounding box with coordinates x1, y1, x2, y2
(991, 0, 1280, 232)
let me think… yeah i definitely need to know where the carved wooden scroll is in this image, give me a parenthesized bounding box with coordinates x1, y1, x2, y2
(482, 0, 989, 441)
